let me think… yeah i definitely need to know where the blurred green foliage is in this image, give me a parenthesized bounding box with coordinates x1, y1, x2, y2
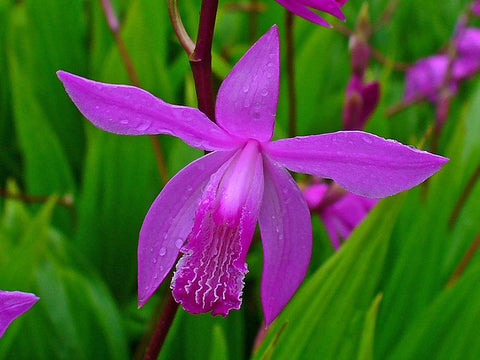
(1, 0, 480, 359)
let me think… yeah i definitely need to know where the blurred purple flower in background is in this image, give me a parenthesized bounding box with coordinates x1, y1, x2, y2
(58, 26, 447, 324)
(275, 0, 348, 26)
(471, 0, 480, 17)
(342, 6, 380, 130)
(404, 27, 480, 103)
(343, 74, 380, 130)
(0, 290, 38, 338)
(303, 183, 377, 249)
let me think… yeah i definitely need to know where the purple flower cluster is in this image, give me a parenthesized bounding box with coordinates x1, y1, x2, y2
(404, 27, 480, 102)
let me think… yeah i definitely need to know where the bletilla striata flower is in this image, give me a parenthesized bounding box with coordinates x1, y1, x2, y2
(303, 183, 377, 249)
(404, 27, 480, 103)
(275, 0, 348, 26)
(58, 25, 447, 325)
(342, 74, 380, 130)
(0, 290, 39, 338)
(471, 1, 480, 17)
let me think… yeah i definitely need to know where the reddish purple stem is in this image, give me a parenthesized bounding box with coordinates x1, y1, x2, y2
(189, 0, 219, 121)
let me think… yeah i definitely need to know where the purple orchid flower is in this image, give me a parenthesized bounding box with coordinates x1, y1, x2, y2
(57, 25, 447, 325)
(342, 74, 380, 130)
(303, 183, 377, 249)
(0, 290, 39, 338)
(471, 1, 480, 17)
(404, 55, 458, 103)
(274, 0, 348, 26)
(404, 27, 480, 103)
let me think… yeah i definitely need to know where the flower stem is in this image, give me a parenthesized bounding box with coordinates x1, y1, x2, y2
(143, 293, 179, 360)
(99, 0, 169, 184)
(0, 188, 74, 208)
(286, 10, 297, 138)
(167, 0, 195, 54)
(446, 231, 480, 287)
(248, 0, 259, 43)
(189, 0, 219, 121)
(448, 160, 480, 228)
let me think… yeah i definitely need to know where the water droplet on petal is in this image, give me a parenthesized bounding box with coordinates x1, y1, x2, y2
(363, 135, 373, 144)
(159, 247, 167, 256)
(150, 247, 154, 253)
(175, 238, 184, 249)
(120, 119, 128, 125)
(261, 89, 269, 96)
(136, 122, 151, 132)
(243, 85, 249, 93)
(153, 258, 157, 264)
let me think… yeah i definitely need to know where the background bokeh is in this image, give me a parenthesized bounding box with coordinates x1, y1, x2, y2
(1, 0, 480, 359)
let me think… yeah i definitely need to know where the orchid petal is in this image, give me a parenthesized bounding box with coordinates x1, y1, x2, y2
(215, 26, 279, 142)
(138, 150, 235, 307)
(0, 290, 39, 337)
(172, 143, 264, 316)
(57, 71, 238, 151)
(274, 0, 332, 26)
(265, 131, 449, 198)
(320, 211, 342, 249)
(301, 0, 346, 20)
(259, 158, 312, 325)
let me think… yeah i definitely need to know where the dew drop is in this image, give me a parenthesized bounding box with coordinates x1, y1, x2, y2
(243, 85, 249, 93)
(153, 258, 157, 264)
(153, 272, 158, 279)
(363, 135, 373, 144)
(175, 238, 184, 249)
(150, 247, 154, 253)
(261, 89, 269, 96)
(120, 119, 129, 125)
(136, 122, 151, 131)
(159, 247, 167, 256)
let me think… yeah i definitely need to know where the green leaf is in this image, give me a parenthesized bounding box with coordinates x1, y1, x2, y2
(388, 270, 480, 360)
(357, 293, 383, 360)
(6, 4, 76, 199)
(209, 325, 229, 360)
(253, 194, 405, 360)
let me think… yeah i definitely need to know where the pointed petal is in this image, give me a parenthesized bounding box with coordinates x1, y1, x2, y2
(138, 150, 235, 307)
(259, 158, 312, 325)
(57, 71, 238, 151)
(265, 131, 449, 198)
(215, 26, 279, 142)
(274, 0, 331, 26)
(0, 290, 39, 338)
(172, 144, 264, 316)
(302, 0, 346, 20)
